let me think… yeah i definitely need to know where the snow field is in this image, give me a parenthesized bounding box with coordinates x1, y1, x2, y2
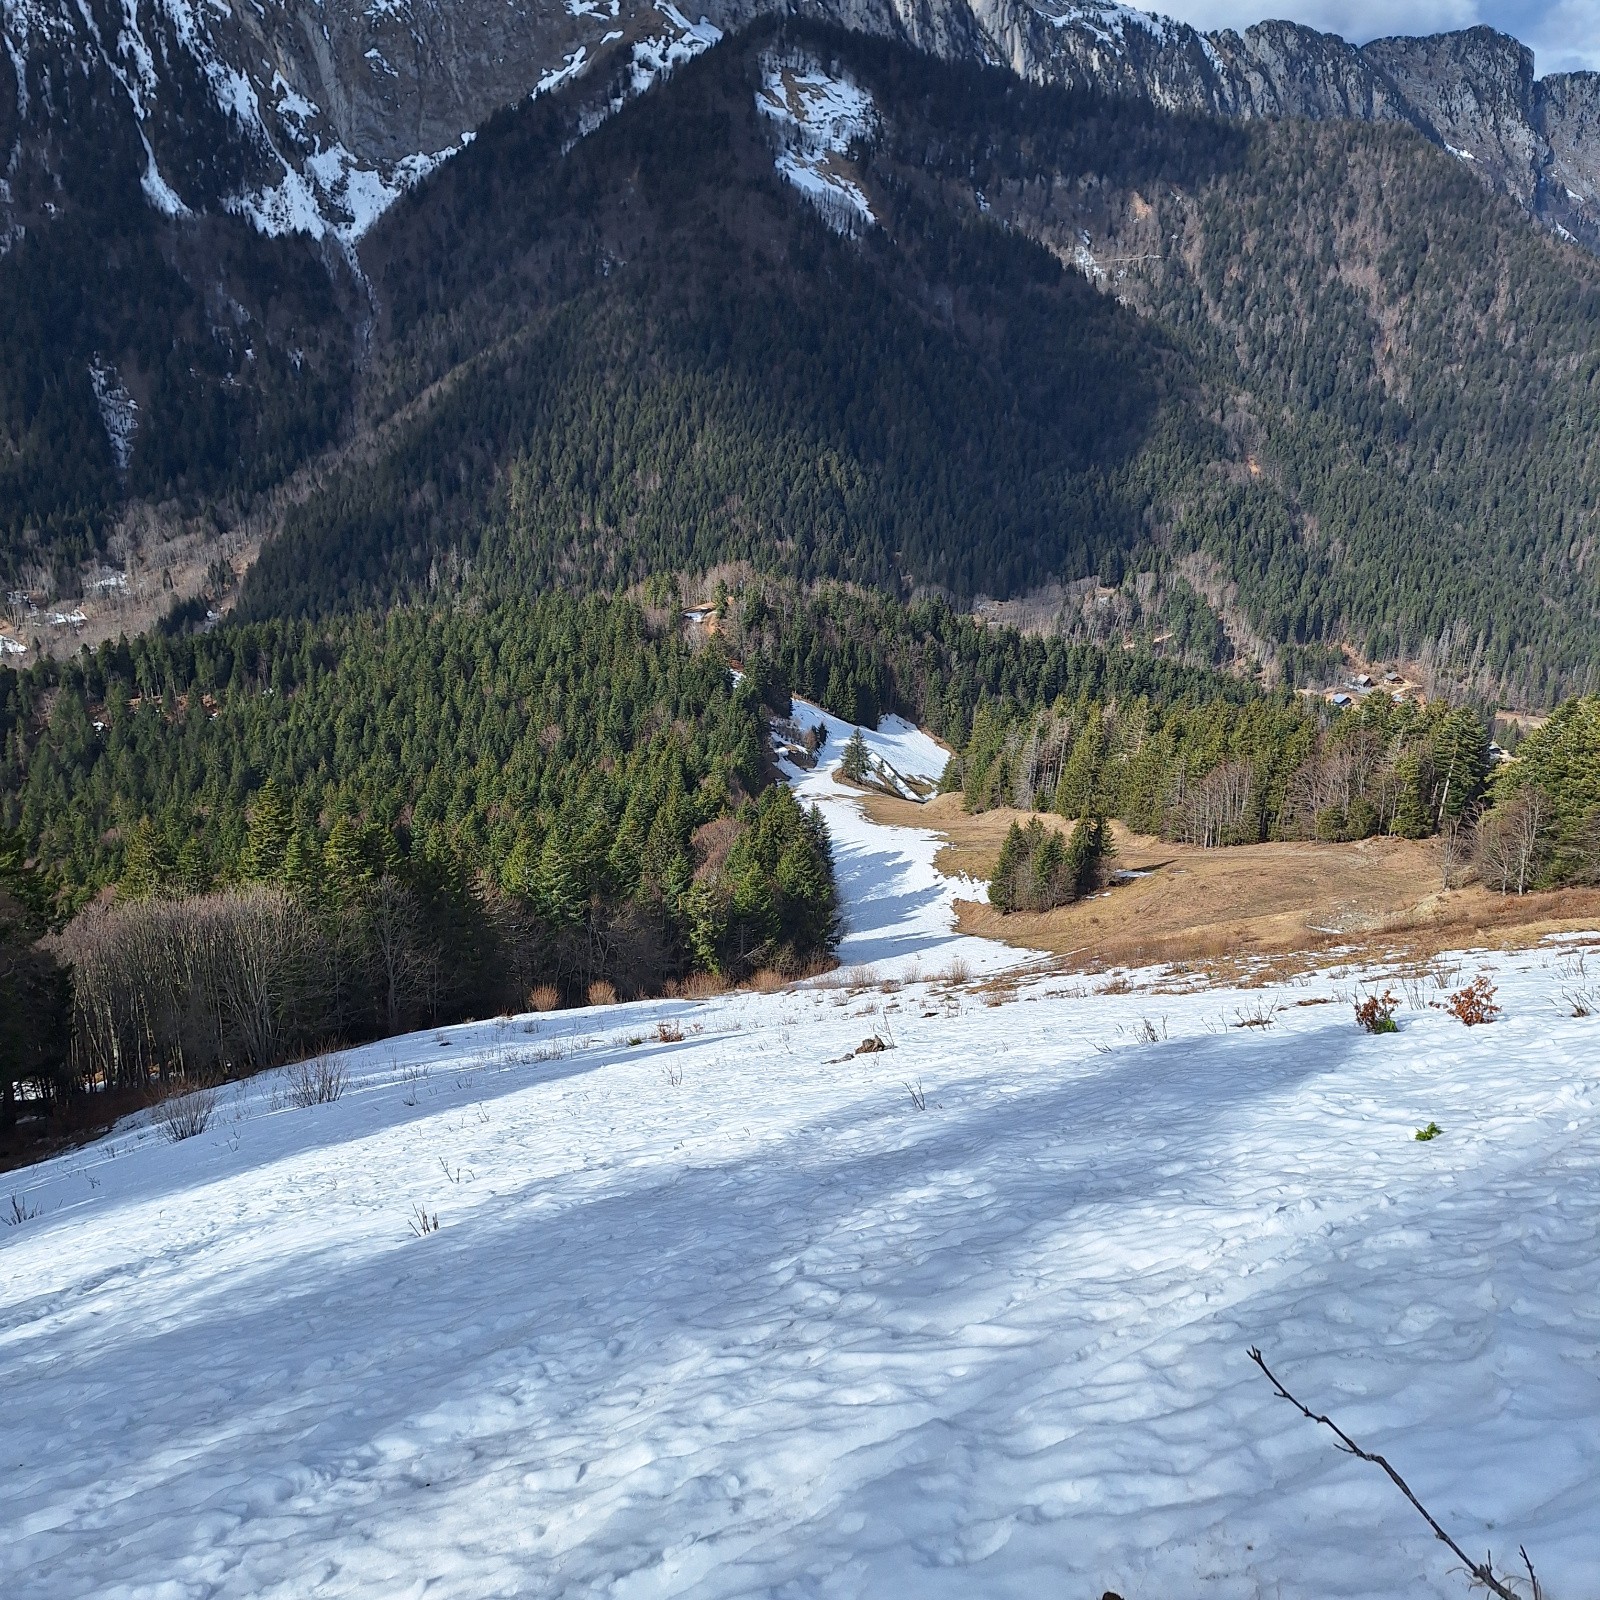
(3, 950, 1597, 1597)
(2, 710, 1598, 1597)
(778, 699, 1029, 981)
(755, 62, 879, 229)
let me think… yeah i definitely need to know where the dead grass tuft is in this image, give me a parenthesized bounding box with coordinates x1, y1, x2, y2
(679, 970, 731, 1001)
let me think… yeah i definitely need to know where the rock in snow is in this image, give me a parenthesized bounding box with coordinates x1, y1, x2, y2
(2, 710, 1598, 1596)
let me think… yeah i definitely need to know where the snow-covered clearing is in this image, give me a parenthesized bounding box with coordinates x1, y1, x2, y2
(756, 63, 879, 230)
(3, 712, 1599, 1598)
(778, 698, 1021, 980)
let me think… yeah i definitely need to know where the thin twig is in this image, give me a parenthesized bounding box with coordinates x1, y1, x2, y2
(1519, 1546, 1542, 1600)
(1247, 1348, 1520, 1600)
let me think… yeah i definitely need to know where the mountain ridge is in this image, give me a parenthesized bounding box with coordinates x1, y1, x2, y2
(3, 0, 1597, 253)
(4, 9, 1600, 709)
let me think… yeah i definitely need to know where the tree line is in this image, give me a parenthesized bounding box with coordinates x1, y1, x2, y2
(0, 594, 838, 1138)
(951, 675, 1600, 907)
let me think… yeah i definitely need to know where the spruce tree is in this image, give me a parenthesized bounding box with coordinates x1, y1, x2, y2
(240, 778, 292, 883)
(989, 821, 1025, 914)
(840, 729, 870, 784)
(119, 817, 172, 900)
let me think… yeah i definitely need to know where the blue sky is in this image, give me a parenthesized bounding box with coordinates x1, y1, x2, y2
(1150, 0, 1599, 72)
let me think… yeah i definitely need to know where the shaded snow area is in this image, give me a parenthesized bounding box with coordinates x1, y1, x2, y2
(6, 0, 474, 243)
(11, 0, 722, 244)
(5, 723, 1600, 1597)
(87, 357, 138, 472)
(239, 136, 469, 245)
(755, 62, 879, 230)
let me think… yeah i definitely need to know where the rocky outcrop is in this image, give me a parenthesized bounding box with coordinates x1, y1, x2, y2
(2, 0, 1597, 251)
(0, 0, 729, 246)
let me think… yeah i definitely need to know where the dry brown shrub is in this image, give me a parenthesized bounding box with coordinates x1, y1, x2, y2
(153, 1080, 219, 1143)
(655, 1020, 685, 1043)
(1353, 991, 1399, 1034)
(680, 971, 731, 1000)
(1447, 974, 1500, 1026)
(586, 979, 619, 1008)
(748, 968, 787, 995)
(529, 984, 561, 1013)
(941, 956, 973, 987)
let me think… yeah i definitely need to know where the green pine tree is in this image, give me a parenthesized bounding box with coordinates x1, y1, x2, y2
(119, 817, 172, 901)
(240, 778, 292, 882)
(989, 821, 1025, 914)
(840, 728, 870, 783)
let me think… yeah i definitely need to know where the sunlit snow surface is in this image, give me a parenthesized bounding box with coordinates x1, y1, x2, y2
(3, 713, 1600, 1597)
(780, 697, 1023, 978)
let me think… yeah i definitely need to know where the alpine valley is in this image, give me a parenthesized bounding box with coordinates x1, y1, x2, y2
(1, 0, 1598, 705)
(8, 11, 1600, 1593)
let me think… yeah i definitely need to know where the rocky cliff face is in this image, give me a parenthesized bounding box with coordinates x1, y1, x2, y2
(2, 0, 1597, 254)
(931, 5, 1599, 249)
(0, 0, 728, 247)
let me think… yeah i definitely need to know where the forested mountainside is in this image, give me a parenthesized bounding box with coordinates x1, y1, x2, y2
(1, 578, 1243, 1098)
(235, 25, 1600, 704)
(3, 13, 1600, 707)
(1, 593, 843, 1075)
(0, 583, 1242, 913)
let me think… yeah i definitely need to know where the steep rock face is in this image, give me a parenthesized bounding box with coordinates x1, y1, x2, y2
(1533, 71, 1600, 241)
(2, 0, 1598, 251)
(0, 0, 726, 245)
(926, 4, 1600, 249)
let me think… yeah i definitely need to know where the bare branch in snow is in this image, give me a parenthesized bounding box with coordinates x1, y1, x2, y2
(1247, 1347, 1531, 1600)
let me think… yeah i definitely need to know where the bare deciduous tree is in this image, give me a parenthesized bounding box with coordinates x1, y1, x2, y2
(56, 887, 314, 1089)
(1170, 759, 1254, 848)
(1436, 817, 1471, 891)
(363, 878, 439, 1036)
(1475, 788, 1551, 896)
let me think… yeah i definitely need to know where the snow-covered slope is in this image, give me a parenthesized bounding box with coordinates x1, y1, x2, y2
(780, 696, 1026, 977)
(3, 723, 1599, 1597)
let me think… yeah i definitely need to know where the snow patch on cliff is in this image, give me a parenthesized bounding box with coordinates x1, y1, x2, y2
(628, 2, 722, 96)
(88, 357, 139, 472)
(756, 62, 879, 230)
(235, 135, 467, 244)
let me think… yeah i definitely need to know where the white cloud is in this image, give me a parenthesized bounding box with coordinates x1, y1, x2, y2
(1148, 0, 1600, 71)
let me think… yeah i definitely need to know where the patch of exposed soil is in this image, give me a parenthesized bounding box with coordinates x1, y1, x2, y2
(865, 792, 1600, 975)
